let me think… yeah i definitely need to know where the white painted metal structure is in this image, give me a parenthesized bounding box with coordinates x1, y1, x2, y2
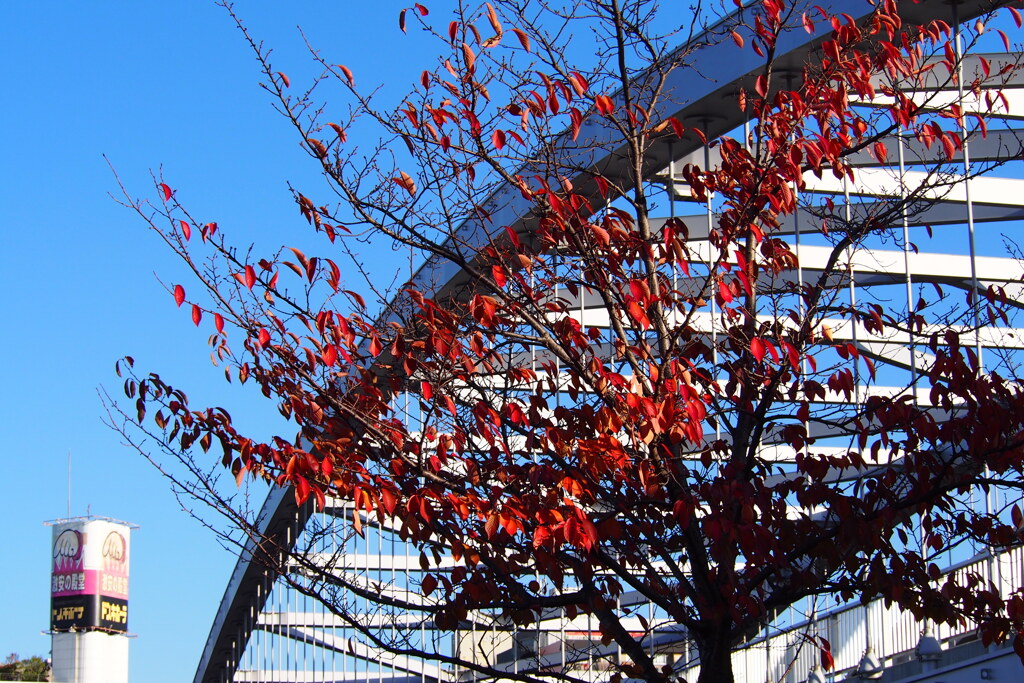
(47, 517, 134, 683)
(194, 1, 1024, 682)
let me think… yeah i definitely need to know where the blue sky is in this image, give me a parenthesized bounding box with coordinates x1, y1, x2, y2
(0, 3, 444, 681)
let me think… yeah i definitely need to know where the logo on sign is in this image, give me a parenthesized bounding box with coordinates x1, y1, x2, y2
(53, 529, 83, 570)
(102, 531, 127, 565)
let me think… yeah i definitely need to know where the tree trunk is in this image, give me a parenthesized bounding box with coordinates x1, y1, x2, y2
(694, 629, 734, 683)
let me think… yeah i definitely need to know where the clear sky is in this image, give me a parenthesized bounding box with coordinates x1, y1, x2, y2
(0, 2, 445, 681)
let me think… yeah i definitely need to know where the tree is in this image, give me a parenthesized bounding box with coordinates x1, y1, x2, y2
(109, 1, 1024, 681)
(0, 654, 50, 682)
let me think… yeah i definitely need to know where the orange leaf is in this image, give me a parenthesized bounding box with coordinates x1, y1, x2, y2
(337, 64, 355, 86)
(393, 171, 417, 196)
(510, 28, 530, 51)
(486, 3, 500, 33)
(345, 290, 366, 308)
(327, 122, 347, 142)
(595, 94, 615, 116)
(731, 30, 744, 47)
(568, 72, 587, 96)
(461, 43, 476, 72)
(873, 141, 888, 163)
(492, 264, 507, 288)
(276, 71, 290, 88)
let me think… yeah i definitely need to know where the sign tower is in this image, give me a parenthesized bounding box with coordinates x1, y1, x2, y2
(47, 517, 134, 683)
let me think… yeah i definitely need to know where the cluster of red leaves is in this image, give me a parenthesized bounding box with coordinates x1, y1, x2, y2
(123, 0, 1024, 679)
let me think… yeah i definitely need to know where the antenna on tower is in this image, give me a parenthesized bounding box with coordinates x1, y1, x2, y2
(66, 451, 72, 520)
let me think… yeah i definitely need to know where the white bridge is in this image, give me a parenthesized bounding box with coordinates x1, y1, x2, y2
(193, 1, 1024, 682)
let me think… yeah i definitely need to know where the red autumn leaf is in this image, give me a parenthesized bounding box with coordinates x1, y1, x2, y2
(214, 313, 225, 334)
(180, 220, 191, 241)
(342, 290, 366, 308)
(595, 94, 615, 116)
(245, 265, 257, 290)
(492, 129, 506, 150)
(173, 284, 186, 307)
(294, 476, 311, 505)
(510, 28, 530, 51)
(751, 337, 766, 363)
(393, 171, 417, 196)
(731, 30, 744, 47)
(492, 264, 507, 288)
(191, 304, 202, 326)
(258, 329, 271, 347)
(569, 108, 583, 140)
(414, 3, 428, 16)
(399, 8, 408, 32)
(668, 116, 685, 138)
(997, 28, 1011, 52)
(568, 72, 588, 95)
(462, 43, 476, 72)
(327, 122, 347, 143)
(820, 640, 834, 671)
(323, 344, 337, 366)
(755, 74, 768, 97)
(485, 3, 500, 33)
(718, 279, 734, 303)
(337, 64, 355, 86)
(379, 488, 398, 516)
(276, 71, 290, 88)
(874, 140, 888, 163)
(369, 336, 383, 356)
(159, 183, 173, 201)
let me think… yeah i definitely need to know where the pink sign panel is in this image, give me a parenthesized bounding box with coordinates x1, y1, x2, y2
(49, 519, 132, 632)
(51, 528, 94, 597)
(99, 530, 129, 599)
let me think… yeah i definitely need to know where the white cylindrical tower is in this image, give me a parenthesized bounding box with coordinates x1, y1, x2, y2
(47, 517, 133, 683)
